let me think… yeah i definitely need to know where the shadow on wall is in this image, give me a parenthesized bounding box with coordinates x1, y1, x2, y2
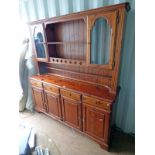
(112, 7, 135, 133)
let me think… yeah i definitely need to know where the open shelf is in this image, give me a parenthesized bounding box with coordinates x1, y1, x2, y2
(48, 44, 86, 60)
(45, 18, 86, 62)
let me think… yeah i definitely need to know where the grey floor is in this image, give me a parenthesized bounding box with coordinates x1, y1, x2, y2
(19, 111, 135, 155)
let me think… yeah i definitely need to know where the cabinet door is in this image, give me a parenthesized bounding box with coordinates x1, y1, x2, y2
(61, 97, 82, 130)
(30, 24, 49, 62)
(32, 87, 45, 112)
(87, 11, 117, 69)
(44, 92, 62, 120)
(83, 104, 106, 141)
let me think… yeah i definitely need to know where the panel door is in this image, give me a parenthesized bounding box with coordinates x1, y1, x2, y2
(32, 87, 45, 112)
(61, 96, 82, 130)
(30, 24, 49, 62)
(44, 91, 62, 120)
(83, 104, 106, 141)
(87, 10, 117, 69)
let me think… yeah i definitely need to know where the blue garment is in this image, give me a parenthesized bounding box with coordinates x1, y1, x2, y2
(34, 38, 46, 58)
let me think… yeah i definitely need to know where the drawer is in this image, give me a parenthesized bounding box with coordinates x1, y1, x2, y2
(30, 80, 42, 88)
(43, 84, 59, 94)
(60, 89, 81, 101)
(83, 95, 110, 110)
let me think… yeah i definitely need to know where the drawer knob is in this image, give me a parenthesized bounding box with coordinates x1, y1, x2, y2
(99, 118, 103, 122)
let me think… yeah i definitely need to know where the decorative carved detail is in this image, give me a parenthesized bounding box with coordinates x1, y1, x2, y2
(49, 57, 86, 66)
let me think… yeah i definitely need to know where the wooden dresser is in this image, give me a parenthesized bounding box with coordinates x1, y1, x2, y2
(28, 3, 130, 150)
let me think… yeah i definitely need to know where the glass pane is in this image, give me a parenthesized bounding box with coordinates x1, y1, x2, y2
(33, 25, 46, 58)
(90, 17, 111, 65)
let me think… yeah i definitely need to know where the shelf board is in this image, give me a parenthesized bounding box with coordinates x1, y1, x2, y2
(37, 41, 88, 44)
(35, 58, 48, 62)
(47, 41, 87, 44)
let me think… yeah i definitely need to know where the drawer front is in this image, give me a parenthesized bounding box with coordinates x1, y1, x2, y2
(60, 89, 81, 101)
(44, 84, 59, 94)
(83, 96, 110, 110)
(30, 80, 42, 88)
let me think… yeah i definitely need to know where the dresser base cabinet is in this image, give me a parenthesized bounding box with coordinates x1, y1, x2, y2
(61, 96, 82, 130)
(32, 87, 46, 113)
(83, 103, 110, 150)
(30, 76, 113, 150)
(44, 91, 62, 120)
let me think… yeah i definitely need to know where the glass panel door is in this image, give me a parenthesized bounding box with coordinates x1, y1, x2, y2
(31, 24, 48, 60)
(87, 11, 117, 69)
(91, 17, 111, 65)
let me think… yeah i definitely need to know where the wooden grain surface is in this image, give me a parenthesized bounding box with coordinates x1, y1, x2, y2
(30, 74, 116, 102)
